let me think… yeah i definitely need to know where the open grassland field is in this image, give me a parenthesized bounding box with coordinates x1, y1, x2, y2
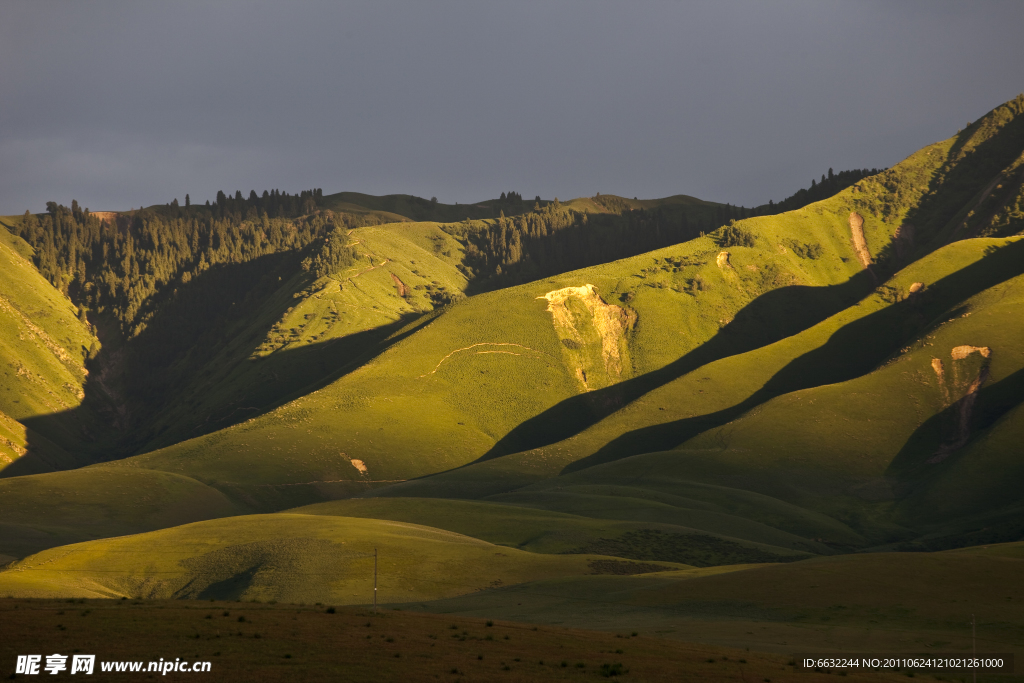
(0, 600, 925, 683)
(405, 543, 1024, 678)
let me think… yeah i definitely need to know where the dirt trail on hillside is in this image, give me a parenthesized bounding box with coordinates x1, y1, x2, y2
(389, 272, 409, 297)
(848, 212, 873, 268)
(348, 258, 390, 280)
(419, 343, 553, 377)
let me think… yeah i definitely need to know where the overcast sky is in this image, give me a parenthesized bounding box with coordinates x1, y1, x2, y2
(1, 1, 1022, 214)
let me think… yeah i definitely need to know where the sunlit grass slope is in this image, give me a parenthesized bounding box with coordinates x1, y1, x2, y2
(102, 99, 1017, 508)
(0, 514, 685, 602)
(664, 266, 1024, 540)
(378, 237, 1022, 504)
(289, 497, 813, 563)
(0, 466, 247, 560)
(108, 214, 879, 507)
(0, 222, 98, 472)
(136, 221, 469, 453)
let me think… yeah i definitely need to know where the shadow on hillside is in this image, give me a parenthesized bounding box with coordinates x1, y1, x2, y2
(5, 254, 429, 478)
(563, 238, 1024, 474)
(904, 109, 1024, 254)
(886, 365, 1024, 490)
(470, 269, 878, 464)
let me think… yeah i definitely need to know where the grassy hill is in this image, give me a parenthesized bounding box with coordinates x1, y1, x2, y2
(0, 466, 247, 560)
(0, 93, 1022, 666)
(360, 238, 1023, 549)
(0, 513, 686, 602)
(0, 219, 99, 473)
(290, 497, 817, 564)
(104, 218, 875, 508)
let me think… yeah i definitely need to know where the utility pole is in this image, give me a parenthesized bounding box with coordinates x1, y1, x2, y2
(373, 548, 378, 614)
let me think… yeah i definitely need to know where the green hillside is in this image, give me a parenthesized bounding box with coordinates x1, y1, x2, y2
(129, 220, 471, 454)
(0, 466, 247, 559)
(0, 92, 1021, 658)
(0, 220, 98, 473)
(365, 237, 1023, 550)
(376, 236, 1021, 500)
(0, 513, 686, 602)
(106, 215, 874, 506)
(290, 497, 817, 563)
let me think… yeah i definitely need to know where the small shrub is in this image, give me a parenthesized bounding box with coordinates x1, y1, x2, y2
(783, 238, 823, 259)
(719, 224, 757, 248)
(325, 607, 336, 614)
(600, 662, 627, 677)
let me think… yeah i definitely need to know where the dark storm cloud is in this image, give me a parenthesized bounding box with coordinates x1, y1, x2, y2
(1, 0, 1022, 213)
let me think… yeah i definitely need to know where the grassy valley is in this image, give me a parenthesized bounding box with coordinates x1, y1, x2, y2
(1, 94, 1023, 682)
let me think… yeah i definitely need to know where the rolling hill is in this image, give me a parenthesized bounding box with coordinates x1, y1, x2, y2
(0, 94, 1022, 675)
